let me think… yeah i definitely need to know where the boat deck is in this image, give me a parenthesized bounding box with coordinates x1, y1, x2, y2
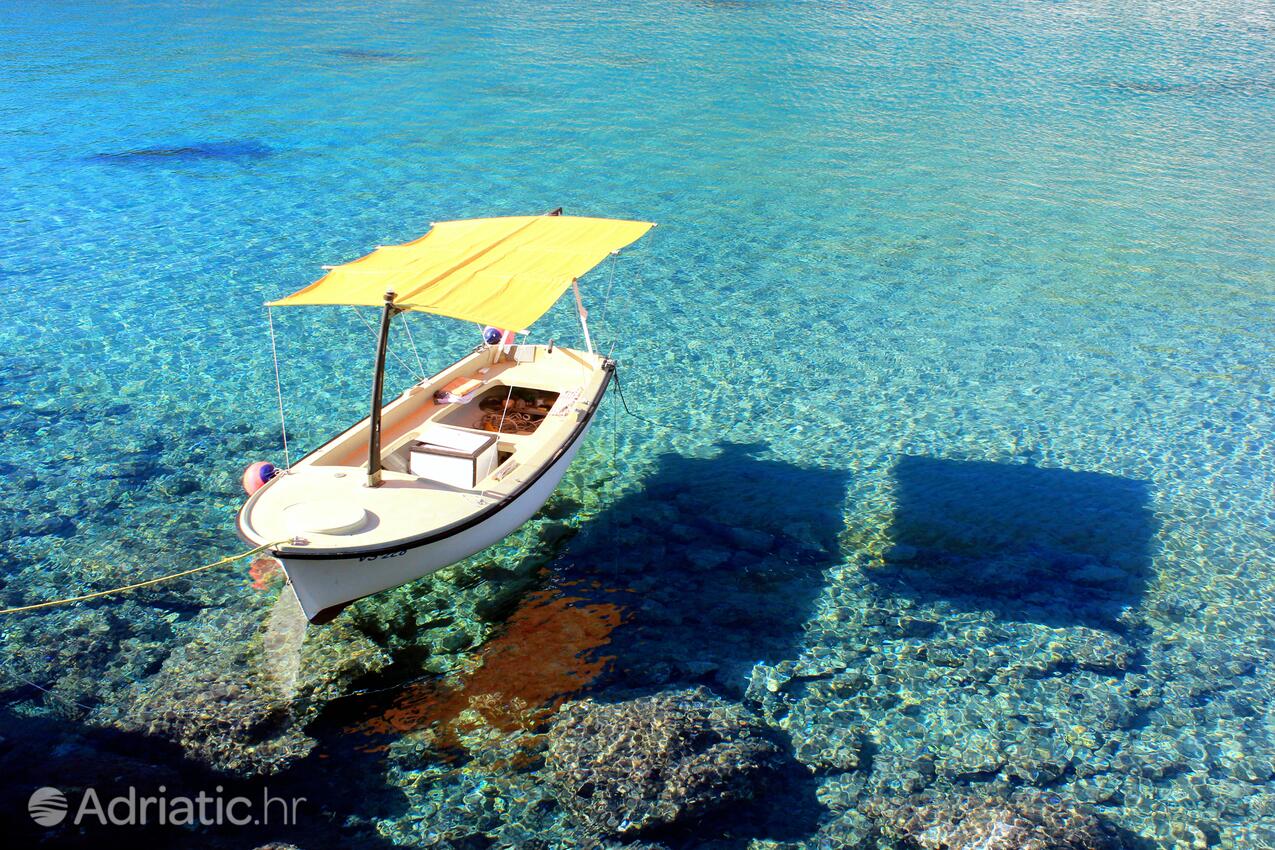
(238, 344, 609, 554)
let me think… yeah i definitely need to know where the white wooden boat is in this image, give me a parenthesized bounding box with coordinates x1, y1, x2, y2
(236, 213, 653, 623)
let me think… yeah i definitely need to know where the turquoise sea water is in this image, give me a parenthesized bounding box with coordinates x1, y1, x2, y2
(1, 0, 1272, 847)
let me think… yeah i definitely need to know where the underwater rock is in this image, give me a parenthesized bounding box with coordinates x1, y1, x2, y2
(793, 724, 862, 771)
(0, 706, 186, 813)
(864, 789, 1118, 850)
(728, 525, 776, 552)
(25, 513, 77, 537)
(1, 601, 175, 712)
(88, 140, 272, 164)
(810, 807, 879, 849)
(883, 544, 918, 563)
(1069, 631, 1133, 673)
(323, 48, 415, 62)
(936, 728, 1007, 779)
(544, 687, 780, 837)
(107, 597, 390, 776)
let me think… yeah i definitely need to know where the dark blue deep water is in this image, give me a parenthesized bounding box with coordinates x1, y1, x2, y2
(1, 1, 1272, 848)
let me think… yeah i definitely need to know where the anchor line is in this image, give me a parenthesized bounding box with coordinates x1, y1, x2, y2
(611, 367, 669, 429)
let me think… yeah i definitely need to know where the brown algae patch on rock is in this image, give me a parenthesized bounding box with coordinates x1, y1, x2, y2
(343, 584, 624, 754)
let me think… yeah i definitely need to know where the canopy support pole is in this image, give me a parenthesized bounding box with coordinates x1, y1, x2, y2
(367, 290, 399, 488)
(571, 278, 594, 355)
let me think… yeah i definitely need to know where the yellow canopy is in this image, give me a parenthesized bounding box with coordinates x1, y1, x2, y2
(270, 215, 654, 330)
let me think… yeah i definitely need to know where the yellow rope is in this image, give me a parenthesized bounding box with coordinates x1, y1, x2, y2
(0, 542, 282, 615)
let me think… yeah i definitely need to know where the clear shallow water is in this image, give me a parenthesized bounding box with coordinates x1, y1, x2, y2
(0, 0, 1272, 847)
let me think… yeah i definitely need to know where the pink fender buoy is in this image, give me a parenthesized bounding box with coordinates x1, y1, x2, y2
(242, 461, 276, 495)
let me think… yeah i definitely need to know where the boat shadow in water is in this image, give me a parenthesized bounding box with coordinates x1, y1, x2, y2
(873, 455, 1155, 630)
(564, 441, 850, 697)
(542, 441, 849, 845)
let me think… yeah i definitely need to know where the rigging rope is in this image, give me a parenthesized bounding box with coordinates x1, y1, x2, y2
(351, 307, 419, 379)
(604, 246, 646, 359)
(398, 311, 427, 379)
(0, 542, 282, 615)
(596, 251, 619, 342)
(489, 331, 535, 435)
(266, 306, 292, 470)
(494, 380, 518, 436)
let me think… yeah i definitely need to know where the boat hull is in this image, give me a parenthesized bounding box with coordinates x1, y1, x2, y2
(275, 407, 598, 623)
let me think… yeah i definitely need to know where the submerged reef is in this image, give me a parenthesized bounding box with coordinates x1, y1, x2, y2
(86, 140, 273, 164)
(100, 596, 390, 775)
(864, 790, 1119, 850)
(1, 597, 177, 714)
(322, 48, 416, 62)
(544, 687, 780, 837)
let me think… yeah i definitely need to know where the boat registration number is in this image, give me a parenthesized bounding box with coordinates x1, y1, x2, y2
(358, 549, 407, 562)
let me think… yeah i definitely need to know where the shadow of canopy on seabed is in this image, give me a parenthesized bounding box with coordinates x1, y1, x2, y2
(551, 441, 852, 693)
(873, 455, 1155, 630)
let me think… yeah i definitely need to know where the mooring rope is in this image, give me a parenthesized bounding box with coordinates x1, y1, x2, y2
(0, 542, 282, 615)
(2, 670, 95, 711)
(612, 367, 668, 429)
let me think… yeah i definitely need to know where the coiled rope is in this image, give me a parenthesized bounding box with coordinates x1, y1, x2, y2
(0, 542, 282, 615)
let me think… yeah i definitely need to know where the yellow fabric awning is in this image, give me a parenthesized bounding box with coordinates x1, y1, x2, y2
(269, 215, 654, 330)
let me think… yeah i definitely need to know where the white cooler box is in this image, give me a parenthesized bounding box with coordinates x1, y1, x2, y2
(409, 426, 498, 489)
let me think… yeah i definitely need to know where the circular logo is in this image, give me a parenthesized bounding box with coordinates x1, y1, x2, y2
(28, 787, 67, 827)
